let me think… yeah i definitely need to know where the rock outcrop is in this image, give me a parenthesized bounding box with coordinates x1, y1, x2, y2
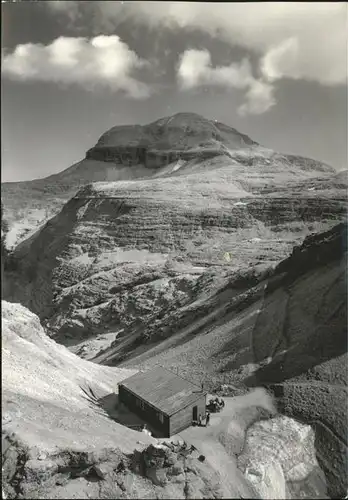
(239, 415, 329, 499)
(242, 223, 347, 498)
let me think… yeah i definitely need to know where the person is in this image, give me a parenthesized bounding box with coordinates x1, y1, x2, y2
(142, 424, 152, 437)
(206, 411, 210, 426)
(198, 413, 202, 426)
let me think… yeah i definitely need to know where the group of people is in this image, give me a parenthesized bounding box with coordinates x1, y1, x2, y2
(208, 396, 225, 412)
(197, 409, 211, 427)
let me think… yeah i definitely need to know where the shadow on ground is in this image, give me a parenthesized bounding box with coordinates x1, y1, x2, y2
(79, 384, 163, 438)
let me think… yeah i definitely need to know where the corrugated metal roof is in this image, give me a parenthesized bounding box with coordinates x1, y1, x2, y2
(118, 366, 206, 416)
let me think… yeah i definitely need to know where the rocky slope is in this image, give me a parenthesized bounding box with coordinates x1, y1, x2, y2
(1, 301, 240, 499)
(3, 115, 346, 354)
(105, 222, 346, 498)
(2, 112, 344, 249)
(1, 112, 258, 248)
(2, 300, 329, 499)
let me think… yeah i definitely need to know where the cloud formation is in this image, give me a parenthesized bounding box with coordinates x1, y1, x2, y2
(177, 49, 275, 115)
(136, 2, 347, 86)
(46, 2, 346, 87)
(2, 35, 151, 98)
(43, 2, 346, 114)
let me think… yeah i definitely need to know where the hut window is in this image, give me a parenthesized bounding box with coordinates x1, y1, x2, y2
(140, 401, 145, 410)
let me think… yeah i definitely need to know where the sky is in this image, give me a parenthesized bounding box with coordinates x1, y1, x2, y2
(1, 1, 347, 182)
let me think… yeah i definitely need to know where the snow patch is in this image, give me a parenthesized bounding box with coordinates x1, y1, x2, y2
(69, 253, 94, 266)
(94, 248, 168, 268)
(77, 200, 91, 219)
(172, 159, 186, 172)
(5, 209, 49, 249)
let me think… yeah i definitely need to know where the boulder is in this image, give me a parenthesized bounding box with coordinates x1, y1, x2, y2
(145, 466, 168, 486)
(24, 459, 58, 483)
(245, 461, 286, 499)
(91, 462, 115, 480)
(168, 462, 185, 476)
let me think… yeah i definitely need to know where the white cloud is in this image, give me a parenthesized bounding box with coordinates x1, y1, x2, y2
(177, 50, 253, 90)
(177, 49, 275, 115)
(50, 2, 346, 88)
(2, 35, 151, 98)
(136, 2, 347, 87)
(260, 32, 347, 86)
(260, 38, 301, 83)
(238, 80, 276, 117)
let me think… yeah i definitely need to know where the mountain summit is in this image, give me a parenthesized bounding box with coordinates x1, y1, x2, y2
(86, 112, 258, 166)
(2, 113, 339, 248)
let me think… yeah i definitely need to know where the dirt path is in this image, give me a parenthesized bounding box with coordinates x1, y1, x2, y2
(171, 392, 274, 498)
(195, 438, 258, 499)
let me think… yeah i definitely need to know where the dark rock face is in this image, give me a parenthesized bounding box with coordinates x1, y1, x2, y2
(85, 112, 258, 168)
(243, 223, 348, 498)
(2, 441, 130, 499)
(1, 436, 234, 499)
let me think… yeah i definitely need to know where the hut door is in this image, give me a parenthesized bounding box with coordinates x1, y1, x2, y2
(192, 405, 198, 421)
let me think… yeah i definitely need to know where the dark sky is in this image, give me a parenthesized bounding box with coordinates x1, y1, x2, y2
(2, 1, 347, 181)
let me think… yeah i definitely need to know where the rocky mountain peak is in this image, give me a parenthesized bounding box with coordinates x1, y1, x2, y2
(1, 112, 343, 251)
(86, 112, 258, 166)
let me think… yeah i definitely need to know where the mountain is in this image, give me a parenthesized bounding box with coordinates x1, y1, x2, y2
(2, 112, 255, 248)
(3, 114, 346, 347)
(2, 113, 347, 497)
(1, 112, 342, 249)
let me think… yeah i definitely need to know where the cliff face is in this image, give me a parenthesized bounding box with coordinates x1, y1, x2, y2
(245, 223, 348, 499)
(85, 112, 258, 166)
(2, 112, 257, 248)
(4, 137, 346, 351)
